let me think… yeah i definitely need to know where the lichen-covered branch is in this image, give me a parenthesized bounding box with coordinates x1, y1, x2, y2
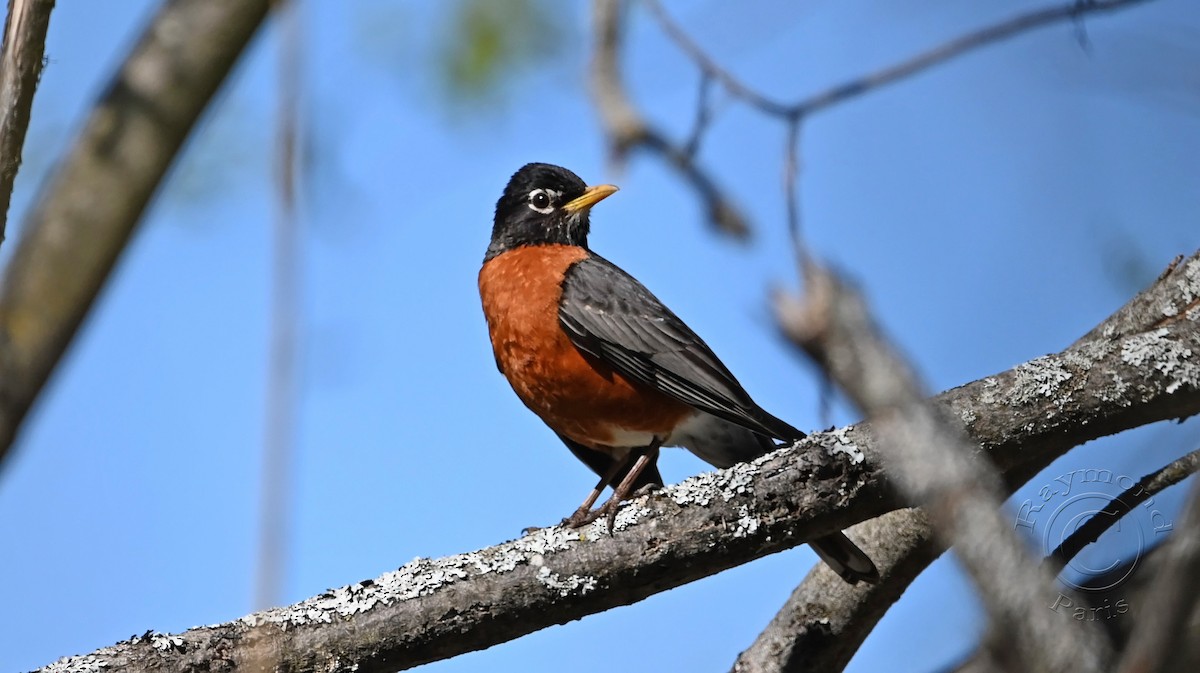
(0, 0, 55, 243)
(37, 265, 1200, 672)
(0, 0, 270, 470)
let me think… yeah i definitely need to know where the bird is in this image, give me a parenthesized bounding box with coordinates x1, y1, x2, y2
(477, 162, 879, 584)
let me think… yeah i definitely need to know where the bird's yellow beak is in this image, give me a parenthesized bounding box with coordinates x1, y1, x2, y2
(562, 184, 619, 214)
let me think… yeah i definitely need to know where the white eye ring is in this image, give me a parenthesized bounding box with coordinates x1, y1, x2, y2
(527, 189, 558, 214)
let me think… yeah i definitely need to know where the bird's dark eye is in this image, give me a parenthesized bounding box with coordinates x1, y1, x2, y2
(530, 190, 551, 210)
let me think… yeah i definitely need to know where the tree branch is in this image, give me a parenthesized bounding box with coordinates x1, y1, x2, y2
(589, 0, 749, 238)
(644, 0, 1158, 120)
(1046, 446, 1200, 574)
(777, 260, 1111, 672)
(736, 252, 1200, 673)
(35, 253, 1200, 672)
(731, 509, 938, 673)
(1115, 478, 1200, 672)
(0, 0, 270, 471)
(0, 0, 55, 244)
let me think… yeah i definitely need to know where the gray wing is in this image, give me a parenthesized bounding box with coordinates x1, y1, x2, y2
(558, 254, 803, 441)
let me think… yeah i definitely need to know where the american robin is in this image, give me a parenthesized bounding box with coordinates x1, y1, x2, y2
(478, 163, 878, 584)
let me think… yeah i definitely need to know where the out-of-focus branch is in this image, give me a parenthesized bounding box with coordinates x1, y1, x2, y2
(776, 260, 1111, 673)
(35, 252, 1200, 673)
(0, 0, 270, 470)
(589, 0, 748, 238)
(635, 0, 1159, 249)
(0, 0, 55, 244)
(256, 0, 302, 611)
(731, 510, 937, 673)
(1115, 479, 1200, 673)
(745, 252, 1200, 673)
(1046, 447, 1200, 575)
(644, 0, 1156, 120)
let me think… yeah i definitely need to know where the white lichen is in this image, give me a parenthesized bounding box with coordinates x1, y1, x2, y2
(149, 632, 185, 652)
(732, 505, 761, 538)
(980, 377, 1000, 405)
(43, 654, 111, 673)
(1011, 356, 1073, 403)
(1120, 328, 1198, 395)
(667, 458, 761, 506)
(535, 566, 597, 597)
(824, 426, 865, 464)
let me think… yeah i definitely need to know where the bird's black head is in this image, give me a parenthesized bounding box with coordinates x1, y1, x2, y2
(486, 163, 618, 261)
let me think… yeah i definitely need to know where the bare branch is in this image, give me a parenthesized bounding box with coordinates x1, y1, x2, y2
(1115, 478, 1200, 673)
(0, 0, 270, 470)
(776, 260, 1111, 672)
(256, 0, 303, 611)
(644, 0, 1158, 120)
(589, 0, 749, 238)
(35, 269, 1200, 672)
(731, 510, 937, 673)
(747, 252, 1200, 673)
(1046, 447, 1200, 575)
(0, 0, 55, 244)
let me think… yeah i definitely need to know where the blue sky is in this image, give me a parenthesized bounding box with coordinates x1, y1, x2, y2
(1, 1, 1198, 672)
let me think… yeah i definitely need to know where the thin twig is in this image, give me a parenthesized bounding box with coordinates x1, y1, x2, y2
(1045, 447, 1200, 575)
(643, 0, 1156, 120)
(257, 0, 302, 611)
(589, 0, 749, 238)
(0, 0, 55, 244)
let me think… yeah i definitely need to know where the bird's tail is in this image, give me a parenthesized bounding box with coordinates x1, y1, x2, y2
(810, 532, 880, 585)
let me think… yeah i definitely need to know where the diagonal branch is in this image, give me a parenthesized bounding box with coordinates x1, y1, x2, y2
(731, 509, 938, 673)
(1046, 446, 1200, 574)
(735, 251, 1200, 673)
(0, 0, 270, 471)
(0, 0, 55, 244)
(34, 257, 1200, 672)
(777, 260, 1111, 672)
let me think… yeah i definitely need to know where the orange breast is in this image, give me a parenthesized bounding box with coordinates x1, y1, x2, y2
(478, 245, 689, 452)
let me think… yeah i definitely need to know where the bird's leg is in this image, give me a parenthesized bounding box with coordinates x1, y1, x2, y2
(594, 438, 664, 534)
(562, 452, 632, 528)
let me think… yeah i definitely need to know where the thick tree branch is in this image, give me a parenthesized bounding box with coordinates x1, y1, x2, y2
(36, 261, 1200, 672)
(0, 0, 270, 471)
(0, 0, 54, 244)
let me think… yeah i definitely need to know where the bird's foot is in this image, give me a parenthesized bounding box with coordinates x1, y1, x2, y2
(560, 497, 624, 534)
(561, 504, 602, 529)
